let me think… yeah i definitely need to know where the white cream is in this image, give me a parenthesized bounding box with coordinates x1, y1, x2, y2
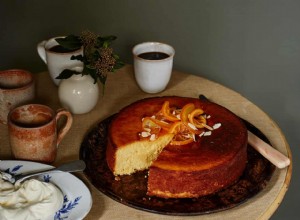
(0, 175, 63, 220)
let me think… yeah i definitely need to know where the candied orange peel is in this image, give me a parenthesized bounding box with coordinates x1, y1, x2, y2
(161, 101, 180, 122)
(140, 101, 219, 145)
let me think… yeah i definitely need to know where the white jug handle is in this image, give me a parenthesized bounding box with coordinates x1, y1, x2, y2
(37, 40, 47, 64)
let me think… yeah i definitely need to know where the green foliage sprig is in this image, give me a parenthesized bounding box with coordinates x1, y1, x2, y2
(55, 30, 124, 87)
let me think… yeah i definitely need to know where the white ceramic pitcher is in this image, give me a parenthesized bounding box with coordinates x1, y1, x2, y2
(37, 36, 83, 86)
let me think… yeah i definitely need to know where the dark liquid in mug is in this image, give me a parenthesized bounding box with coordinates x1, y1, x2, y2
(49, 45, 78, 53)
(13, 121, 50, 128)
(138, 52, 170, 60)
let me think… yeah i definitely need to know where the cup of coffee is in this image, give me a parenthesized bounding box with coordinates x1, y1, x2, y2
(132, 42, 175, 93)
(0, 69, 35, 124)
(8, 104, 73, 164)
(37, 36, 83, 86)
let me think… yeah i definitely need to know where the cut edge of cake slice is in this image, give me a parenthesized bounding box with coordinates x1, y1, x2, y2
(112, 133, 174, 176)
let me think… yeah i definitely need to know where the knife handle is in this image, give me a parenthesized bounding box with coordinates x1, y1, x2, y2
(247, 131, 290, 169)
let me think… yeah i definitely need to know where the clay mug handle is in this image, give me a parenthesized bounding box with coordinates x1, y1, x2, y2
(55, 108, 73, 146)
(37, 40, 47, 64)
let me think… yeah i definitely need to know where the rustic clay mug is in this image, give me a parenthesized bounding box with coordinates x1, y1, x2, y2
(8, 104, 73, 164)
(0, 69, 35, 124)
(37, 36, 83, 86)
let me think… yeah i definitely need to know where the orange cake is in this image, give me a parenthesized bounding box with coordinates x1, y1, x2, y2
(106, 96, 248, 198)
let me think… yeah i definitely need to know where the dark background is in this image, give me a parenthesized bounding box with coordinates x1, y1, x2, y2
(0, 1, 299, 219)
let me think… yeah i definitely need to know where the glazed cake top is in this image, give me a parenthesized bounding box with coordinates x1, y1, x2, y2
(109, 96, 248, 171)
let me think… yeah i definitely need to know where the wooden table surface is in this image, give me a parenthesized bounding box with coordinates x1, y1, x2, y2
(0, 65, 292, 220)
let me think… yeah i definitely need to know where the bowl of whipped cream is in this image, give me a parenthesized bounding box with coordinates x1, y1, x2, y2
(0, 160, 92, 220)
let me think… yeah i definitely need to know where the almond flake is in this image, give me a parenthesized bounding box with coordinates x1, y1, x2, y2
(150, 134, 156, 141)
(204, 131, 212, 136)
(213, 123, 221, 130)
(207, 115, 211, 119)
(203, 124, 214, 131)
(188, 123, 197, 130)
(141, 131, 151, 137)
(199, 132, 205, 137)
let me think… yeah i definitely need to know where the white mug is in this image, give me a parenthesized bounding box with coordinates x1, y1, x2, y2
(132, 42, 175, 93)
(37, 36, 83, 86)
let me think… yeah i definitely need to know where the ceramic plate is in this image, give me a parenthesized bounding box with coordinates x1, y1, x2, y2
(80, 116, 275, 215)
(0, 160, 92, 220)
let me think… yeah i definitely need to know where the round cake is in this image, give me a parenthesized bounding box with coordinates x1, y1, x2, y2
(106, 96, 248, 198)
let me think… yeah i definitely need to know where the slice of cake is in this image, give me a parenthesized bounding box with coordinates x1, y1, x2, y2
(106, 98, 174, 175)
(106, 134, 174, 176)
(106, 96, 248, 198)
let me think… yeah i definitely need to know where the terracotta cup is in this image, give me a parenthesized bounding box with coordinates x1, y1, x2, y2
(0, 69, 35, 124)
(8, 104, 73, 164)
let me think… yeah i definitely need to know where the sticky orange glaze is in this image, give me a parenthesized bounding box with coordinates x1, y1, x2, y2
(108, 96, 247, 171)
(152, 99, 247, 171)
(109, 96, 199, 147)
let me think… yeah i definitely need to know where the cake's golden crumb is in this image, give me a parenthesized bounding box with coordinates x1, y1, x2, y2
(113, 134, 174, 175)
